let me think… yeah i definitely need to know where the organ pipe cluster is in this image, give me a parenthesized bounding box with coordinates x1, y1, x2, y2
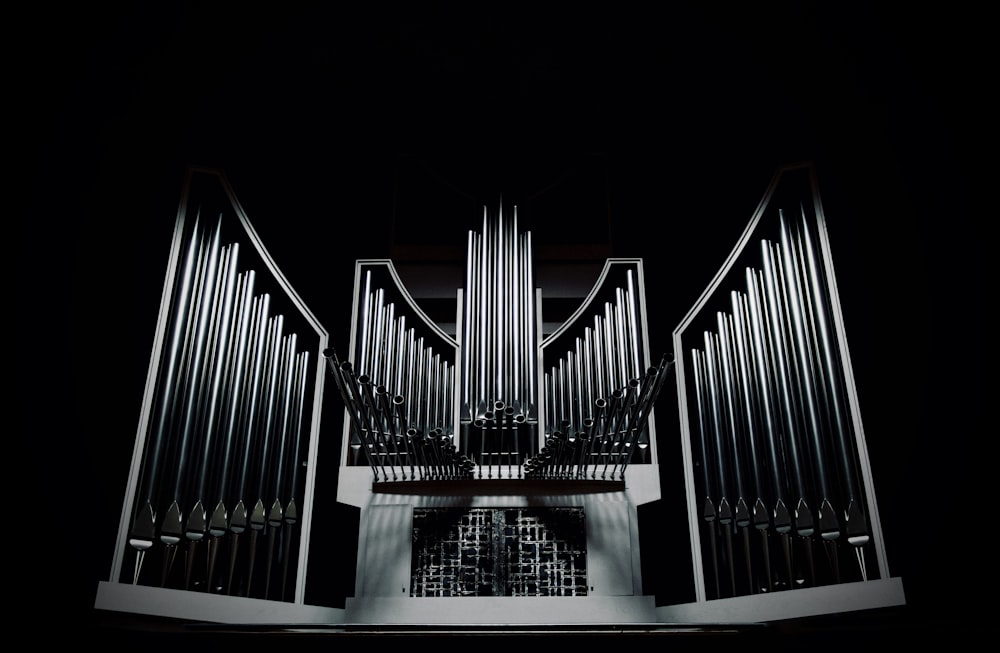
(331, 206, 667, 484)
(325, 346, 472, 482)
(526, 353, 671, 480)
(687, 205, 869, 599)
(129, 214, 312, 601)
(462, 205, 537, 429)
(457, 206, 540, 477)
(326, 265, 468, 482)
(528, 268, 667, 480)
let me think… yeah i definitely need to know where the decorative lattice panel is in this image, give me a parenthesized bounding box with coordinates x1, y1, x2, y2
(411, 507, 587, 597)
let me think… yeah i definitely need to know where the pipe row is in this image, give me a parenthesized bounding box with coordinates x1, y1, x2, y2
(525, 353, 671, 480)
(462, 204, 537, 429)
(354, 270, 455, 443)
(326, 340, 473, 482)
(689, 205, 868, 598)
(531, 270, 649, 479)
(130, 214, 311, 601)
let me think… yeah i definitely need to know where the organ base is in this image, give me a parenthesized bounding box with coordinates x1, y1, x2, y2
(94, 578, 903, 627)
(343, 595, 659, 625)
(656, 577, 905, 624)
(94, 581, 345, 625)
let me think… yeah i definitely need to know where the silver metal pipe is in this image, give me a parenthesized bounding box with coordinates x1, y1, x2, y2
(172, 219, 223, 511)
(286, 350, 308, 501)
(574, 337, 585, 440)
(382, 302, 395, 391)
(716, 311, 747, 510)
(583, 328, 595, 421)
(477, 225, 488, 420)
(357, 374, 388, 480)
(626, 269, 641, 381)
(524, 231, 536, 416)
(215, 270, 255, 510)
(798, 207, 866, 547)
(618, 359, 667, 476)
(329, 356, 379, 477)
(761, 240, 808, 507)
(614, 289, 629, 391)
(370, 289, 386, 385)
(405, 327, 417, 428)
(233, 294, 269, 514)
(717, 310, 756, 592)
(255, 315, 285, 504)
(196, 243, 241, 505)
(463, 230, 475, 415)
(179, 231, 222, 517)
(543, 370, 553, 440)
(593, 316, 605, 402)
(271, 333, 298, 503)
(376, 385, 403, 479)
(764, 238, 818, 589)
(359, 270, 373, 378)
(779, 213, 831, 508)
(497, 206, 506, 405)
(603, 302, 616, 393)
(731, 291, 766, 507)
(746, 267, 788, 512)
(131, 217, 205, 587)
(414, 337, 426, 437)
(704, 331, 731, 510)
(512, 216, 522, 408)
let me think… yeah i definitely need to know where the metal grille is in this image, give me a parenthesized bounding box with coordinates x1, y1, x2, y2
(411, 507, 587, 597)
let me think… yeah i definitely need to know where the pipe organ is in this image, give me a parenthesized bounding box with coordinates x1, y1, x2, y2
(95, 162, 904, 629)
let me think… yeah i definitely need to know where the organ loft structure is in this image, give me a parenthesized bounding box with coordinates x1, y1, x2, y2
(95, 163, 905, 628)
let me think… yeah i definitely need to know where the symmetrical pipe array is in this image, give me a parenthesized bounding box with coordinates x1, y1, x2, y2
(129, 214, 311, 602)
(454, 205, 540, 477)
(688, 205, 868, 598)
(331, 208, 668, 484)
(461, 204, 537, 429)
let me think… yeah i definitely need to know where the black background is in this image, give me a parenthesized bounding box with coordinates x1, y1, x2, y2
(16, 1, 989, 644)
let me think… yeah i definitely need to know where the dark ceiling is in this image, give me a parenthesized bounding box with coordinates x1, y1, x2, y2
(17, 2, 989, 638)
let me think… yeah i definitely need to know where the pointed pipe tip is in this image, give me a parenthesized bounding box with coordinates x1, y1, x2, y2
(794, 498, 815, 537)
(717, 497, 732, 522)
(753, 498, 770, 529)
(159, 501, 184, 544)
(209, 502, 228, 536)
(735, 497, 751, 527)
(818, 498, 841, 540)
(701, 497, 717, 522)
(773, 499, 792, 532)
(250, 500, 267, 529)
(130, 503, 157, 547)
